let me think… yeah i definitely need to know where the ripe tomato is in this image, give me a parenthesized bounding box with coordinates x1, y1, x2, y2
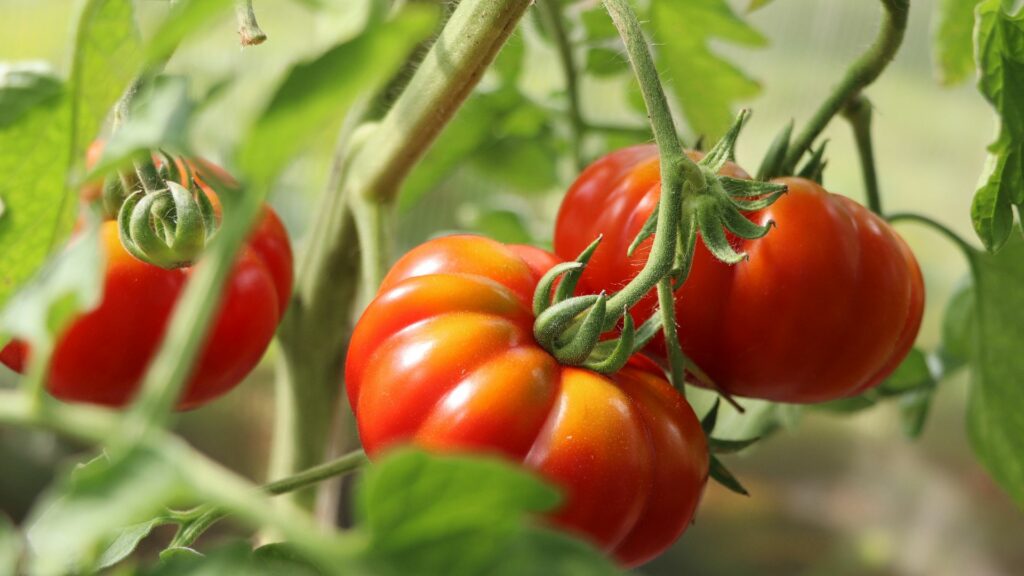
(345, 235, 709, 567)
(1, 169, 293, 409)
(554, 145, 925, 403)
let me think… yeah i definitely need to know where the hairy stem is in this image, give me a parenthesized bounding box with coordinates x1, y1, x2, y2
(657, 279, 686, 391)
(843, 95, 882, 214)
(783, 0, 909, 173)
(600, 0, 703, 321)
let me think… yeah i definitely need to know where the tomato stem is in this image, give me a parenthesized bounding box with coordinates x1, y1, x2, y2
(782, 0, 909, 174)
(657, 278, 687, 391)
(887, 212, 977, 261)
(843, 95, 883, 215)
(235, 0, 267, 47)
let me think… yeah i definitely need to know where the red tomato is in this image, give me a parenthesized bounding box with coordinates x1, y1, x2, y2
(554, 145, 925, 403)
(345, 235, 708, 567)
(1, 195, 293, 410)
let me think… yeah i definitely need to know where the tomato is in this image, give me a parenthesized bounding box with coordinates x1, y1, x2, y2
(554, 145, 925, 403)
(1, 175, 293, 410)
(345, 235, 708, 567)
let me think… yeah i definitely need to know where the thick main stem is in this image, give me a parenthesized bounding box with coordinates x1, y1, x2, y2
(271, 0, 534, 513)
(600, 0, 703, 321)
(782, 0, 909, 173)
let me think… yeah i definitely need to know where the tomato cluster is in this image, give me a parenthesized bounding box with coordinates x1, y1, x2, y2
(554, 145, 925, 403)
(1, 156, 293, 409)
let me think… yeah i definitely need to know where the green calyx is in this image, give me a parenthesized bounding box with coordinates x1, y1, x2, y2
(117, 161, 219, 269)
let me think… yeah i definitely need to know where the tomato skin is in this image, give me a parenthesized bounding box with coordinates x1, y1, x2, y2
(345, 235, 708, 567)
(554, 146, 925, 403)
(1, 206, 293, 410)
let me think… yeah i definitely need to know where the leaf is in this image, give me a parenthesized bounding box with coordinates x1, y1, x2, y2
(97, 519, 167, 570)
(649, 0, 765, 139)
(0, 207, 104, 353)
(357, 449, 618, 576)
(26, 448, 194, 576)
(971, 0, 1024, 251)
(877, 348, 935, 396)
(70, 0, 143, 162)
(144, 542, 288, 576)
(934, 0, 980, 86)
(90, 75, 194, 175)
(940, 281, 975, 371)
(239, 5, 438, 186)
(0, 63, 62, 127)
(251, 544, 324, 576)
(585, 47, 629, 77)
(709, 454, 749, 496)
(962, 237, 1024, 507)
(0, 65, 74, 312)
(0, 516, 21, 576)
(747, 0, 777, 11)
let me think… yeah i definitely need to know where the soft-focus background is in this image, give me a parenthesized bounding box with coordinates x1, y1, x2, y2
(2, 1, 1021, 574)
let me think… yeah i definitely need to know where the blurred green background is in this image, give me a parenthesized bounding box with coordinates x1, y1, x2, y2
(1, 1, 1021, 574)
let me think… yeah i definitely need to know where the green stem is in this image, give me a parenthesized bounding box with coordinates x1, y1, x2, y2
(843, 95, 882, 214)
(585, 122, 651, 140)
(537, 0, 586, 171)
(350, 194, 390, 305)
(782, 0, 909, 173)
(172, 449, 368, 549)
(656, 279, 686, 391)
(0, 390, 120, 445)
(235, 0, 267, 46)
(887, 212, 977, 260)
(346, 0, 535, 205)
(600, 0, 703, 321)
(272, 0, 534, 513)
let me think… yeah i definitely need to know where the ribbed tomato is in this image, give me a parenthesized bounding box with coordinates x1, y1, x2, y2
(554, 145, 925, 403)
(345, 235, 708, 566)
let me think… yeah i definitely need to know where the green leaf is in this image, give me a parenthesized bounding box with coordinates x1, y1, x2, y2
(940, 281, 975, 371)
(144, 542, 288, 576)
(70, 0, 142, 161)
(357, 449, 618, 576)
(877, 348, 935, 396)
(580, 7, 619, 42)
(239, 5, 438, 186)
(649, 0, 765, 139)
(971, 0, 1024, 251)
(359, 449, 560, 575)
(97, 519, 167, 570)
(0, 65, 74, 312)
(0, 63, 62, 127)
(934, 0, 980, 86)
(26, 448, 194, 576)
(460, 204, 535, 245)
(91, 75, 194, 175)
(747, 0, 777, 11)
(0, 516, 21, 576)
(962, 237, 1024, 507)
(251, 544, 324, 576)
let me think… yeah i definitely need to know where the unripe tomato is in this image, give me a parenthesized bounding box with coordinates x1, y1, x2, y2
(554, 145, 925, 403)
(1, 169, 293, 409)
(345, 235, 709, 567)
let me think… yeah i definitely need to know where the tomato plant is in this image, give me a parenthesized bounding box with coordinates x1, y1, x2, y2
(0, 0, 1022, 575)
(346, 235, 708, 566)
(556, 146, 925, 402)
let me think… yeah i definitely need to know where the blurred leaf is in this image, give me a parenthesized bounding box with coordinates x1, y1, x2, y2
(934, 0, 980, 86)
(144, 542, 289, 576)
(962, 237, 1024, 507)
(649, 0, 765, 139)
(357, 449, 617, 575)
(97, 519, 167, 570)
(0, 63, 62, 127)
(941, 281, 975, 371)
(971, 0, 1024, 252)
(239, 5, 438, 185)
(0, 65, 73, 312)
(70, 0, 142, 161)
(470, 137, 560, 193)
(708, 436, 759, 454)
(585, 47, 629, 77)
(815, 395, 877, 414)
(0, 516, 21, 576)
(460, 205, 534, 244)
(877, 348, 935, 396)
(91, 75, 193, 175)
(0, 213, 104, 353)
(689, 386, 801, 440)
(252, 544, 324, 576)
(26, 447, 193, 576)
(579, 7, 619, 42)
(900, 387, 935, 439)
(145, 0, 235, 65)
